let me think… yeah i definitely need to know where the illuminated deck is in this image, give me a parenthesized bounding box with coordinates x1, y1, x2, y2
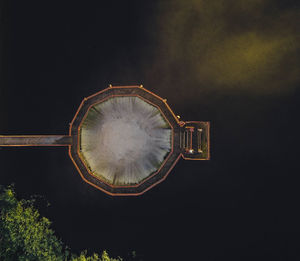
(0, 85, 210, 196)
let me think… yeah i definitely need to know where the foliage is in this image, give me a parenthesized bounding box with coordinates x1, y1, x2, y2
(0, 185, 122, 261)
(70, 250, 122, 261)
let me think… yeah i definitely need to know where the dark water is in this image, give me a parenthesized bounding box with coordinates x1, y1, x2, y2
(1, 1, 299, 260)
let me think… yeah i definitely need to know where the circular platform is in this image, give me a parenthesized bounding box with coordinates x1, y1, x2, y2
(79, 96, 172, 185)
(69, 86, 182, 195)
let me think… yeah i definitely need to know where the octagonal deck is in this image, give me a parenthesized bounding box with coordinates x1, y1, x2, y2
(69, 86, 182, 195)
(79, 96, 172, 186)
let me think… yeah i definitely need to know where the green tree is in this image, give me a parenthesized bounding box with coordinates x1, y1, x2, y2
(0, 185, 122, 261)
(70, 250, 122, 261)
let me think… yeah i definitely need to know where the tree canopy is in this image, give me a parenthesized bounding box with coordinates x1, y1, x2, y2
(0, 185, 122, 261)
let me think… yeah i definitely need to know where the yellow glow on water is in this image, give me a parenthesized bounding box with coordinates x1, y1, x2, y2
(151, 0, 300, 94)
(197, 32, 295, 88)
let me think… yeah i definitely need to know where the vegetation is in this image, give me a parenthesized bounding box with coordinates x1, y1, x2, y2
(0, 185, 122, 261)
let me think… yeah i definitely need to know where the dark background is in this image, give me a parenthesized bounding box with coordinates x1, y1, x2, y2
(0, 1, 299, 260)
